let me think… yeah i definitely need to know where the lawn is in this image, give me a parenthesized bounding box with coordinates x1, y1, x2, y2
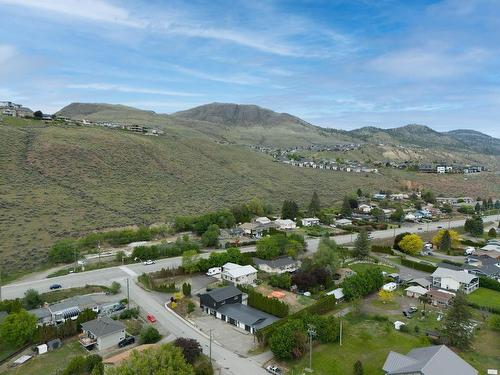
(288, 317, 429, 375)
(4, 339, 86, 375)
(348, 263, 398, 274)
(468, 288, 500, 310)
(40, 285, 108, 304)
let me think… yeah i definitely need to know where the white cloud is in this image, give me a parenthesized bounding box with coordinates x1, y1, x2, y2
(0, 44, 17, 64)
(66, 83, 202, 97)
(170, 65, 265, 86)
(0, 0, 145, 27)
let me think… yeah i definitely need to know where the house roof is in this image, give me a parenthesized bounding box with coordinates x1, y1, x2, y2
(427, 289, 455, 301)
(275, 219, 295, 226)
(48, 295, 96, 313)
(383, 345, 477, 375)
(29, 307, 51, 319)
(431, 267, 477, 284)
(326, 288, 344, 299)
(222, 263, 258, 278)
(81, 317, 125, 337)
(253, 256, 297, 269)
(216, 303, 279, 330)
(302, 217, 319, 221)
(405, 286, 428, 295)
(409, 277, 432, 288)
(202, 285, 242, 302)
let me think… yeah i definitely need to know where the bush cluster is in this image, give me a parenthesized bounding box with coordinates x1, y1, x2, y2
(400, 258, 437, 273)
(244, 288, 289, 318)
(341, 268, 384, 301)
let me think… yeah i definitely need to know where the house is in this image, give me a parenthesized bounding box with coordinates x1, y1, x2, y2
(426, 289, 455, 306)
(383, 282, 398, 292)
(436, 165, 446, 173)
(274, 219, 296, 230)
(383, 345, 477, 375)
(48, 295, 98, 323)
(408, 277, 432, 289)
(255, 217, 272, 225)
(431, 267, 479, 294)
(253, 256, 301, 274)
(80, 317, 126, 350)
(405, 285, 428, 299)
(404, 213, 417, 222)
(373, 193, 387, 200)
(326, 288, 344, 303)
(358, 204, 372, 213)
(30, 307, 52, 326)
(239, 222, 268, 238)
(334, 218, 352, 227)
(221, 263, 258, 285)
(199, 286, 279, 334)
(301, 217, 320, 226)
(464, 256, 500, 281)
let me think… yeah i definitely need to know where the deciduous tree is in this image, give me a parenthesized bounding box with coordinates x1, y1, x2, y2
(0, 309, 36, 347)
(398, 234, 424, 255)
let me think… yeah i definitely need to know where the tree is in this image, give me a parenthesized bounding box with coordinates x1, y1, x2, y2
(398, 233, 423, 255)
(474, 202, 481, 212)
(174, 338, 202, 364)
(247, 198, 265, 216)
(341, 196, 352, 217)
(106, 344, 194, 375)
(269, 319, 307, 360)
(49, 239, 78, 263)
(441, 203, 453, 214)
(312, 237, 339, 273)
(441, 291, 473, 350)
(269, 273, 292, 289)
(371, 207, 385, 222)
(421, 190, 436, 204)
(281, 200, 299, 220)
(378, 289, 394, 304)
(182, 282, 191, 297)
(488, 228, 497, 238)
(231, 204, 251, 223)
(24, 288, 42, 309)
(393, 232, 411, 250)
(33, 110, 43, 119)
(201, 224, 220, 247)
(182, 250, 200, 273)
(432, 229, 460, 249)
(353, 229, 370, 258)
(390, 206, 404, 222)
(308, 191, 321, 216)
(0, 309, 36, 347)
(109, 281, 121, 294)
(439, 230, 452, 253)
(353, 360, 364, 375)
(141, 326, 161, 344)
(356, 188, 363, 197)
(464, 215, 484, 236)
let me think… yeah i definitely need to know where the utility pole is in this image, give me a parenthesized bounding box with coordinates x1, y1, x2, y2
(306, 324, 316, 373)
(0, 266, 2, 302)
(339, 319, 343, 346)
(97, 241, 101, 267)
(209, 329, 212, 363)
(127, 278, 130, 309)
(74, 247, 77, 272)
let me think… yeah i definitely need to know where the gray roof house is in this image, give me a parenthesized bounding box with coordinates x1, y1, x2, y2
(49, 295, 97, 323)
(80, 317, 126, 350)
(431, 267, 479, 294)
(383, 345, 477, 375)
(253, 256, 301, 274)
(30, 307, 52, 326)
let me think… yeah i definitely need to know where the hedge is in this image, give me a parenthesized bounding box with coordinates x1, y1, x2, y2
(243, 289, 289, 318)
(440, 259, 463, 267)
(371, 245, 394, 255)
(400, 258, 437, 273)
(479, 276, 500, 292)
(460, 239, 486, 247)
(468, 301, 500, 315)
(256, 295, 337, 344)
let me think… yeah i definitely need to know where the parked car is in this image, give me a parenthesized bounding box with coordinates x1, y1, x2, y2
(266, 365, 283, 375)
(143, 260, 155, 265)
(408, 306, 418, 313)
(147, 314, 157, 323)
(464, 247, 475, 255)
(49, 284, 62, 290)
(118, 336, 135, 348)
(403, 310, 413, 318)
(437, 226, 443, 229)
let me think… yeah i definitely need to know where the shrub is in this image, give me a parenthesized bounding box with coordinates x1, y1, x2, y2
(194, 357, 214, 375)
(488, 228, 497, 238)
(182, 282, 192, 297)
(246, 289, 289, 317)
(187, 303, 195, 314)
(479, 276, 500, 292)
(490, 315, 500, 331)
(119, 308, 140, 319)
(109, 281, 121, 295)
(400, 258, 436, 273)
(141, 326, 161, 344)
(268, 273, 292, 289)
(173, 338, 202, 364)
(371, 245, 394, 255)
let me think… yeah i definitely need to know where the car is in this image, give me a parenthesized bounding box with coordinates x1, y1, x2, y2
(437, 226, 443, 229)
(118, 336, 135, 348)
(266, 365, 283, 374)
(418, 227, 423, 231)
(49, 284, 62, 290)
(403, 310, 413, 318)
(143, 260, 155, 265)
(408, 305, 418, 313)
(147, 314, 157, 323)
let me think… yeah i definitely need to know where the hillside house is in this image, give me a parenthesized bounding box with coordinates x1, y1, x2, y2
(255, 217, 272, 225)
(358, 204, 372, 213)
(253, 256, 301, 274)
(431, 267, 479, 294)
(301, 217, 320, 226)
(274, 219, 296, 230)
(221, 263, 258, 285)
(334, 218, 352, 227)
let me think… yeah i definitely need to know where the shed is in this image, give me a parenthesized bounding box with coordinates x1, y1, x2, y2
(36, 344, 48, 355)
(394, 321, 406, 330)
(405, 286, 428, 298)
(47, 338, 62, 350)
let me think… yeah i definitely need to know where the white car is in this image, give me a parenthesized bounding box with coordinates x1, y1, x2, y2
(266, 365, 283, 375)
(143, 260, 155, 265)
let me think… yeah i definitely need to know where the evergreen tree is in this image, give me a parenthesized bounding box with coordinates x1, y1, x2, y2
(464, 215, 484, 236)
(441, 291, 473, 350)
(474, 202, 481, 212)
(353, 230, 370, 259)
(341, 196, 352, 217)
(390, 206, 404, 222)
(356, 188, 363, 197)
(282, 200, 299, 220)
(353, 360, 364, 375)
(308, 191, 321, 217)
(439, 230, 452, 253)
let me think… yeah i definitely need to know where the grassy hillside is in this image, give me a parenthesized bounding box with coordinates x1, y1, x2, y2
(1, 117, 499, 272)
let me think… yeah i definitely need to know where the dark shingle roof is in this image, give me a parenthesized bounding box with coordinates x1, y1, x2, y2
(216, 303, 279, 330)
(81, 317, 125, 337)
(203, 285, 242, 302)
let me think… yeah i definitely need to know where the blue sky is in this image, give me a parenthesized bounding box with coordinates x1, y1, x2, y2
(1, 0, 499, 137)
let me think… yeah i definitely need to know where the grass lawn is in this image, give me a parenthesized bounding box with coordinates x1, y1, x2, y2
(468, 288, 500, 310)
(288, 317, 429, 375)
(4, 339, 86, 375)
(40, 285, 108, 304)
(349, 263, 398, 274)
(371, 299, 400, 311)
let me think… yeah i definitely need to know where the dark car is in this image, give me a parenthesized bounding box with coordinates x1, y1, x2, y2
(49, 284, 62, 290)
(403, 310, 413, 318)
(118, 336, 135, 348)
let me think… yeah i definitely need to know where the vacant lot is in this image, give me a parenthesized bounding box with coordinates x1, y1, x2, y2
(468, 288, 500, 310)
(255, 284, 315, 313)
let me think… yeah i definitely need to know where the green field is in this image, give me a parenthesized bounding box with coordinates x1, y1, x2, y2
(468, 288, 500, 310)
(3, 339, 86, 375)
(348, 263, 398, 274)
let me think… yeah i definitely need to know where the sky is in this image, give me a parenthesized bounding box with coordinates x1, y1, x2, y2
(1, 0, 499, 137)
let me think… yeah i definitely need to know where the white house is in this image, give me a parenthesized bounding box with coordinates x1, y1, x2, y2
(326, 288, 344, 303)
(253, 256, 301, 274)
(358, 204, 372, 213)
(221, 263, 258, 285)
(431, 267, 479, 294)
(404, 213, 417, 222)
(436, 165, 446, 173)
(275, 219, 296, 230)
(301, 217, 320, 226)
(405, 285, 428, 299)
(334, 218, 353, 227)
(255, 217, 271, 225)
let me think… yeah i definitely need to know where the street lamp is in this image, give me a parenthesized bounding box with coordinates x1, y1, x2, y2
(306, 324, 316, 373)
